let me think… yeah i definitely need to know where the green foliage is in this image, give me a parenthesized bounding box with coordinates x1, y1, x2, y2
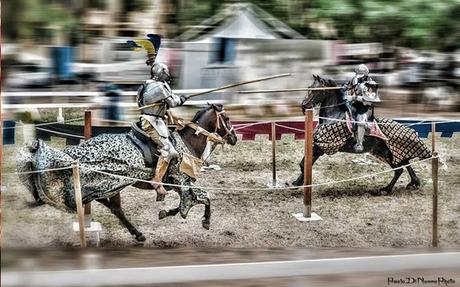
(3, 0, 77, 42)
(176, 0, 460, 51)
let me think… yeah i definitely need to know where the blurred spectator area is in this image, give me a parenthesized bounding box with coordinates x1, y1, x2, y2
(2, 1, 459, 113)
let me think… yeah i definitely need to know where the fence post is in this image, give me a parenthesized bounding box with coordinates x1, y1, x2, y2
(72, 161, 86, 248)
(303, 109, 313, 217)
(431, 122, 438, 247)
(84, 110, 92, 227)
(271, 122, 277, 187)
(293, 108, 321, 221)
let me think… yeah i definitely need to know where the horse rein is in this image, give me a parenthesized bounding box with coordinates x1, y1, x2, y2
(168, 112, 226, 145)
(214, 109, 234, 141)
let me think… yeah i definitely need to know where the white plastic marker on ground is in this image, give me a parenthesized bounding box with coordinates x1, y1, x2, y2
(3, 252, 459, 286)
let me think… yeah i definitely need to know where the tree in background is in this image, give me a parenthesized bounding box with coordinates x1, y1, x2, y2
(176, 0, 460, 51)
(3, 0, 77, 45)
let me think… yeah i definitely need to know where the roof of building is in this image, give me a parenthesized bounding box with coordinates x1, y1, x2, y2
(179, 3, 305, 41)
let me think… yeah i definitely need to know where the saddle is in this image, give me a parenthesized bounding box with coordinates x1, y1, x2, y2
(345, 113, 387, 141)
(128, 122, 178, 169)
(127, 122, 158, 168)
(128, 121, 204, 179)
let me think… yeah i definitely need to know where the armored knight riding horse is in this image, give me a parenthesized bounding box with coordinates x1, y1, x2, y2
(293, 65, 432, 194)
(17, 35, 238, 242)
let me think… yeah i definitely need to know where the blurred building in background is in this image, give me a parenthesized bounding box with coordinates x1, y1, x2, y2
(2, 0, 460, 120)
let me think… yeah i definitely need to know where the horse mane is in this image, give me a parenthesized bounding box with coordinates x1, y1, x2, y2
(191, 104, 222, 123)
(318, 76, 337, 87)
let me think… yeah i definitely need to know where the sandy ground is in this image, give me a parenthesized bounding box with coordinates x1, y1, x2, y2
(2, 123, 459, 249)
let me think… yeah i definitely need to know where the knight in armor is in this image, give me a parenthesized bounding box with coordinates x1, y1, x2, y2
(137, 62, 187, 194)
(340, 64, 380, 152)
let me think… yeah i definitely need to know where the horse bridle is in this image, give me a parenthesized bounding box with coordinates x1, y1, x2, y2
(214, 109, 234, 141)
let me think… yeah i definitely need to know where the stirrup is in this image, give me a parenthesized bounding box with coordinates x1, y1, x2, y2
(154, 184, 168, 195)
(353, 142, 364, 153)
(157, 186, 168, 195)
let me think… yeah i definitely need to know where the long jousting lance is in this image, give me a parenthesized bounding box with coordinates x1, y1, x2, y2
(138, 73, 291, 110)
(238, 87, 341, 94)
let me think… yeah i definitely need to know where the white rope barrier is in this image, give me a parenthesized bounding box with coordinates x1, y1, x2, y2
(2, 165, 73, 176)
(233, 117, 459, 134)
(2, 117, 84, 130)
(3, 155, 436, 191)
(78, 156, 435, 191)
(93, 118, 132, 125)
(233, 120, 276, 131)
(317, 116, 460, 125)
(274, 123, 305, 133)
(35, 127, 85, 139)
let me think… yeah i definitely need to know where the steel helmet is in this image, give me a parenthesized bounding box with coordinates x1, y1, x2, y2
(355, 64, 369, 77)
(150, 62, 171, 82)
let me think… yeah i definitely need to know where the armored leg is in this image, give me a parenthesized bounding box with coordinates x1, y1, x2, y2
(152, 156, 169, 195)
(152, 136, 179, 194)
(353, 113, 368, 153)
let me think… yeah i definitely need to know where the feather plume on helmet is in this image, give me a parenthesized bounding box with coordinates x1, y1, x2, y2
(127, 34, 161, 66)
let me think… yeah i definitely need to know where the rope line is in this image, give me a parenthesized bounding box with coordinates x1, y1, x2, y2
(234, 117, 459, 132)
(93, 118, 133, 125)
(79, 156, 435, 191)
(315, 116, 460, 125)
(2, 165, 73, 176)
(2, 117, 84, 130)
(35, 127, 85, 139)
(275, 123, 305, 133)
(3, 156, 436, 191)
(233, 120, 276, 131)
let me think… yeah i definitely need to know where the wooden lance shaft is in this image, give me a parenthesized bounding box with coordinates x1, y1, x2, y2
(303, 109, 314, 218)
(138, 73, 291, 110)
(239, 87, 341, 94)
(83, 111, 92, 227)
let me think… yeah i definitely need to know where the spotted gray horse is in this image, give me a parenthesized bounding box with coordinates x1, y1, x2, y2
(17, 104, 237, 241)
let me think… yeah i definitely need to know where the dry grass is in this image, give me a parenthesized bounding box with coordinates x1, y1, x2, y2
(2, 129, 459, 248)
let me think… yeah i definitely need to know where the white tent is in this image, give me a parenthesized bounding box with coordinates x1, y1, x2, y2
(180, 3, 305, 41)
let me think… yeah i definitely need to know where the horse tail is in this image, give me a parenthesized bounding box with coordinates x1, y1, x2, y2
(16, 140, 76, 211)
(16, 140, 44, 205)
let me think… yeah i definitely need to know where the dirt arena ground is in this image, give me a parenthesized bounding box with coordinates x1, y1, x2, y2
(2, 127, 460, 248)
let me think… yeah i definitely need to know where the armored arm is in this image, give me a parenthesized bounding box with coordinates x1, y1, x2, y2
(163, 83, 186, 107)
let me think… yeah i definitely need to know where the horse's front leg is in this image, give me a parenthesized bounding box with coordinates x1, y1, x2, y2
(158, 187, 181, 220)
(292, 145, 323, 186)
(97, 195, 146, 242)
(158, 207, 180, 219)
(202, 200, 211, 230)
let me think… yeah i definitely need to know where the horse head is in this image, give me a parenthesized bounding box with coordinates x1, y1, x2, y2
(302, 74, 339, 114)
(193, 104, 238, 146)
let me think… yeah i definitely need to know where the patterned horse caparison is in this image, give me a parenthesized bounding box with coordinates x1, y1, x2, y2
(292, 75, 432, 194)
(17, 104, 237, 242)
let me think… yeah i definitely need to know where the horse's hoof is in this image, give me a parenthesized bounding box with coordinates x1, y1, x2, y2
(27, 200, 45, 208)
(159, 210, 167, 220)
(378, 187, 392, 195)
(292, 176, 303, 186)
(406, 182, 420, 190)
(156, 194, 165, 202)
(353, 142, 364, 153)
(136, 234, 146, 242)
(202, 218, 210, 230)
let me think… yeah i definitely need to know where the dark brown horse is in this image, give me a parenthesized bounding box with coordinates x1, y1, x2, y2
(292, 75, 431, 194)
(97, 104, 238, 241)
